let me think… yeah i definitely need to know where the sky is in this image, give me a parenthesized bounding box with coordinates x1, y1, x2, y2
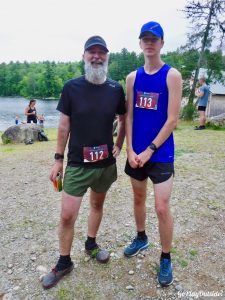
(0, 0, 189, 63)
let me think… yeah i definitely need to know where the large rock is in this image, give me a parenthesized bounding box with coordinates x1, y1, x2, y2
(1, 124, 42, 144)
(208, 113, 225, 126)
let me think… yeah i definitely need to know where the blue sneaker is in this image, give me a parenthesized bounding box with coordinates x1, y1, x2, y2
(124, 236, 149, 257)
(158, 258, 173, 287)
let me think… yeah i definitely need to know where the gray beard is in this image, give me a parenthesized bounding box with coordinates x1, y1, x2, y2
(84, 61, 108, 84)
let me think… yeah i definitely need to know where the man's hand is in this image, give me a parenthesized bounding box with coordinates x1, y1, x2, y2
(112, 145, 121, 158)
(137, 148, 154, 168)
(127, 149, 140, 168)
(49, 160, 63, 182)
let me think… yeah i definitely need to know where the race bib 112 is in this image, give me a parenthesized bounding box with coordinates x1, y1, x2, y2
(83, 144, 109, 162)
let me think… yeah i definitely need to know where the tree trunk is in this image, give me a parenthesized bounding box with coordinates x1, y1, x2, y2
(187, 0, 215, 107)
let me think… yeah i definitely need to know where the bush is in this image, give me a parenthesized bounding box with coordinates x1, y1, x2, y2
(181, 103, 197, 120)
(1, 135, 12, 144)
(206, 122, 225, 130)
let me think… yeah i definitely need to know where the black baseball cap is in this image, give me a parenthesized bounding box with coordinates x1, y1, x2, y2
(84, 35, 109, 52)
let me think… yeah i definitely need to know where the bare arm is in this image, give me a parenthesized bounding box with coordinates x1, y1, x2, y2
(24, 106, 35, 116)
(112, 114, 126, 158)
(138, 68, 182, 167)
(125, 71, 139, 168)
(195, 89, 204, 98)
(49, 112, 70, 181)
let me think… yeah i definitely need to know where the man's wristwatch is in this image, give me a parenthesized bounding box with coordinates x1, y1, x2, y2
(54, 153, 64, 160)
(148, 143, 157, 152)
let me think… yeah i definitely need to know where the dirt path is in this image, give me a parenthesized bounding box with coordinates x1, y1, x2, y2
(0, 124, 225, 300)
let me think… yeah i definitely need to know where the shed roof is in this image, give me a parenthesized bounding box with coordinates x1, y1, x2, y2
(209, 82, 225, 95)
(198, 68, 225, 95)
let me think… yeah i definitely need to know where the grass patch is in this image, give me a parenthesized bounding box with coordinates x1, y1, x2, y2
(57, 287, 74, 300)
(47, 223, 57, 230)
(75, 282, 98, 299)
(175, 148, 194, 158)
(189, 249, 198, 257)
(2, 147, 15, 152)
(170, 247, 178, 254)
(154, 265, 160, 273)
(206, 123, 225, 131)
(178, 259, 188, 268)
(43, 128, 58, 140)
(2, 137, 12, 144)
(208, 200, 221, 210)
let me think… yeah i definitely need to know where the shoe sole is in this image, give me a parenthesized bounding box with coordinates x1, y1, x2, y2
(42, 265, 74, 289)
(124, 242, 149, 258)
(157, 277, 174, 287)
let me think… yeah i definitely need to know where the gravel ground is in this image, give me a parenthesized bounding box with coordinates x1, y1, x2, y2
(0, 124, 225, 300)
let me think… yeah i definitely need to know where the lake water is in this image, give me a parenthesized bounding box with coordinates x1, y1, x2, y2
(0, 97, 60, 131)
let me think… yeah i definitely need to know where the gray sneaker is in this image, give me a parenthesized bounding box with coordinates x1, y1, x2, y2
(85, 246, 110, 263)
(41, 262, 74, 289)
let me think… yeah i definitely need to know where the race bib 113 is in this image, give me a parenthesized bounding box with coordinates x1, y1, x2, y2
(136, 91, 159, 110)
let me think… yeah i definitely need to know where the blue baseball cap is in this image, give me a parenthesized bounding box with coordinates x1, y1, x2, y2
(84, 35, 109, 52)
(139, 21, 164, 39)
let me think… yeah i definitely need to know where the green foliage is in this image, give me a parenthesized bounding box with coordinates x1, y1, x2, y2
(108, 48, 143, 81)
(206, 122, 225, 131)
(170, 247, 178, 254)
(57, 287, 74, 300)
(0, 48, 224, 102)
(181, 0, 225, 107)
(0, 61, 82, 98)
(2, 147, 14, 152)
(1, 135, 12, 144)
(178, 259, 188, 268)
(189, 249, 198, 257)
(205, 50, 225, 83)
(181, 103, 197, 120)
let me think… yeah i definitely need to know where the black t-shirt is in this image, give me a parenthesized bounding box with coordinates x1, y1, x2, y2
(57, 76, 126, 168)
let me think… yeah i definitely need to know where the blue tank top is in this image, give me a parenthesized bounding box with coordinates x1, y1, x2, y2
(132, 64, 174, 162)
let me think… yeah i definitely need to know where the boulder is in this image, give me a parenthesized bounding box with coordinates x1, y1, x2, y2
(208, 113, 225, 126)
(1, 124, 42, 144)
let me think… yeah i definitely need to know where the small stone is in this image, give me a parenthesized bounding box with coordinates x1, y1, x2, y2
(7, 264, 13, 269)
(126, 285, 134, 290)
(128, 270, 134, 275)
(84, 257, 90, 262)
(30, 256, 36, 261)
(136, 264, 141, 269)
(17, 268, 24, 274)
(36, 265, 47, 273)
(175, 284, 183, 292)
(7, 270, 13, 275)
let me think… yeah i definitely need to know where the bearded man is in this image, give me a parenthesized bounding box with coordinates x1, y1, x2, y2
(42, 36, 126, 289)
